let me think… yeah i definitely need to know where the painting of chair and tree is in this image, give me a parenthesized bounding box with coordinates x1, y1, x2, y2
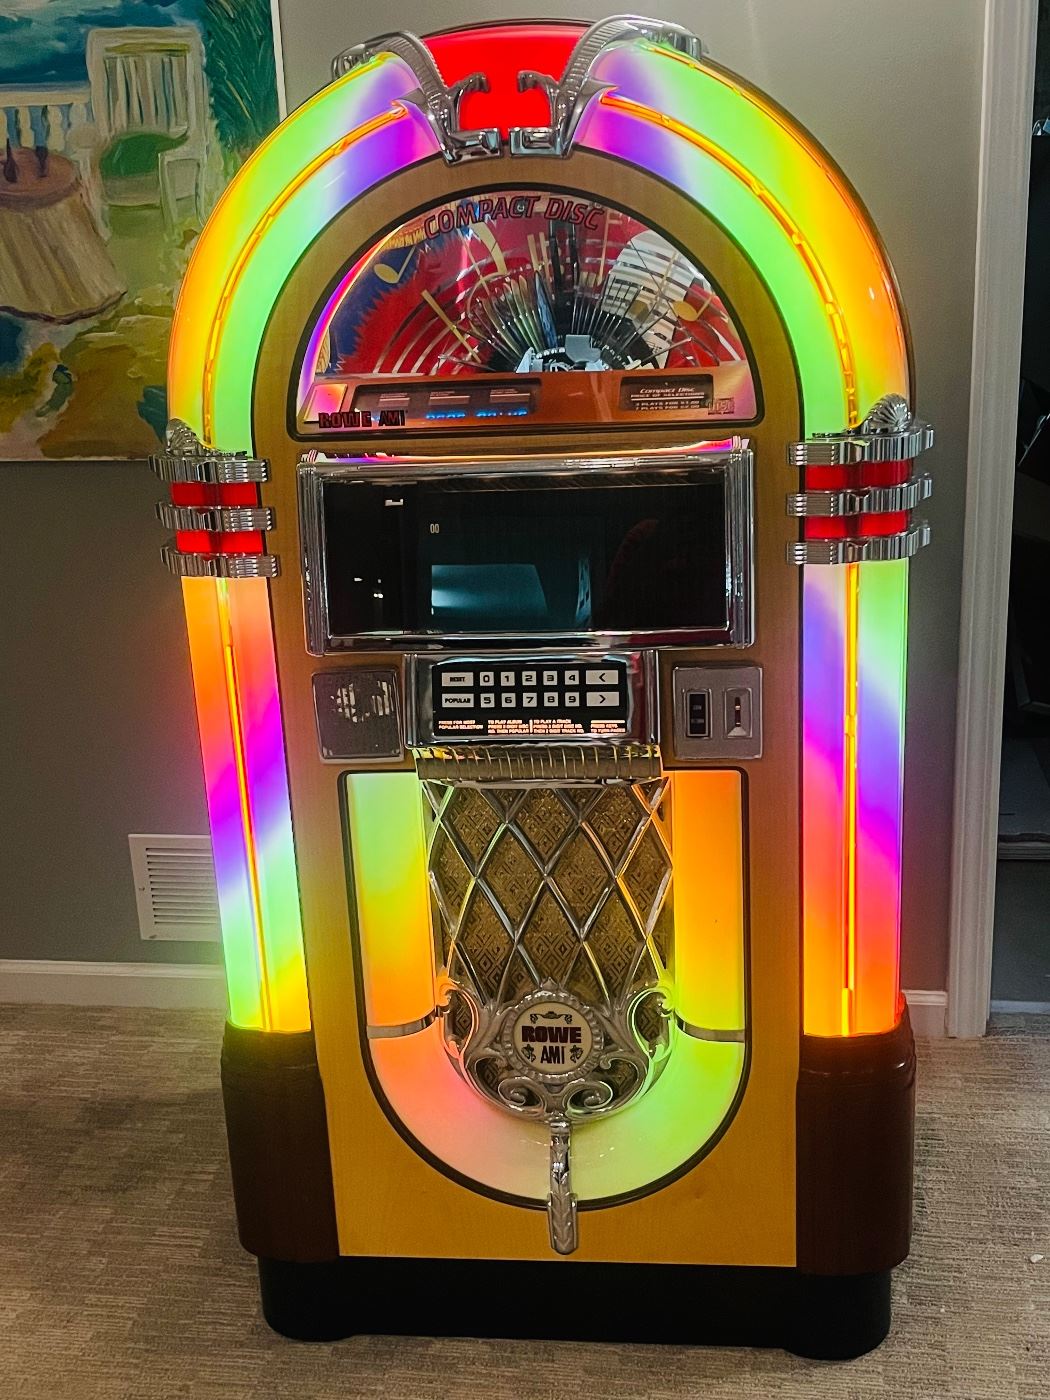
(0, 0, 281, 457)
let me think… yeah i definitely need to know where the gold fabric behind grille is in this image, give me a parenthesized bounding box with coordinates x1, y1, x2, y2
(423, 778, 673, 1034)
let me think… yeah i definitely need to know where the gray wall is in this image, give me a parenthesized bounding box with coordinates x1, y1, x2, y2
(0, 466, 215, 965)
(0, 0, 987, 989)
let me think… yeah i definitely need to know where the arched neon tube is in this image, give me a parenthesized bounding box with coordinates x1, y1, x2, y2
(167, 25, 915, 1039)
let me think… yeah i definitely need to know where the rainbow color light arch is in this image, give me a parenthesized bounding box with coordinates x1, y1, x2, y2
(168, 23, 913, 1040)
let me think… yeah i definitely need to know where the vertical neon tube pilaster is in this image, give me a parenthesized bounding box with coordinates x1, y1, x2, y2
(799, 421, 927, 1038)
(801, 559, 909, 1037)
(801, 567, 852, 1036)
(853, 559, 909, 1034)
(182, 576, 310, 1032)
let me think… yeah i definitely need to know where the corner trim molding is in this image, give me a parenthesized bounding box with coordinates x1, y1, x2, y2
(0, 959, 226, 1011)
(904, 989, 948, 1038)
(948, 0, 1037, 1038)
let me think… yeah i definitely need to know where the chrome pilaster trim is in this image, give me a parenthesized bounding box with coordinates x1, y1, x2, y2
(367, 1009, 442, 1040)
(150, 455, 270, 485)
(785, 475, 932, 517)
(787, 394, 934, 466)
(786, 523, 931, 566)
(160, 543, 280, 579)
(674, 1017, 746, 1044)
(150, 418, 269, 484)
(155, 502, 274, 532)
(332, 31, 499, 162)
(786, 426, 934, 466)
(510, 15, 703, 157)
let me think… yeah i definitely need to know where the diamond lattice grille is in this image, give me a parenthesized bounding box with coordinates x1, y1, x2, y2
(424, 780, 672, 1038)
(552, 832, 610, 924)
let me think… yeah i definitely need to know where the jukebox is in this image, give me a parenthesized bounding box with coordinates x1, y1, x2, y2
(150, 17, 933, 1358)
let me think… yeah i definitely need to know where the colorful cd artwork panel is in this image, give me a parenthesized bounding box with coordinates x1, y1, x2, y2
(298, 189, 758, 435)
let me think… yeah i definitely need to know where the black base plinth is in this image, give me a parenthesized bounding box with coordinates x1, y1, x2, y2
(257, 1256, 891, 1359)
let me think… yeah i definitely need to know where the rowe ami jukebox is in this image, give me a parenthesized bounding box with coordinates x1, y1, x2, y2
(150, 17, 934, 1358)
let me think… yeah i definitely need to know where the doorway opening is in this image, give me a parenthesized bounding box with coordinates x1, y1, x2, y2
(992, 3, 1050, 1014)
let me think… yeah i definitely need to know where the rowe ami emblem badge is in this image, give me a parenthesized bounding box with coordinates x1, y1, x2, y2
(507, 996, 599, 1076)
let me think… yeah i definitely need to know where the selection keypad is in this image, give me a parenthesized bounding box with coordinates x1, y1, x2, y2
(434, 659, 630, 738)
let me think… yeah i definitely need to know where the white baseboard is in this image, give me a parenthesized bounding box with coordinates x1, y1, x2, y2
(0, 960, 949, 1034)
(0, 960, 226, 1011)
(905, 988, 948, 1037)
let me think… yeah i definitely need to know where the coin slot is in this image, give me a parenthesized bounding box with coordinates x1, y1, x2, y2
(687, 690, 711, 739)
(724, 687, 752, 739)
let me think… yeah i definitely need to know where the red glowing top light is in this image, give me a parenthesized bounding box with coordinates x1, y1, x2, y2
(425, 23, 585, 138)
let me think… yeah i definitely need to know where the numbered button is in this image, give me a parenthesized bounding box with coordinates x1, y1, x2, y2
(480, 693, 495, 709)
(500, 671, 515, 687)
(501, 693, 517, 708)
(542, 670, 558, 686)
(565, 692, 580, 707)
(522, 692, 537, 708)
(544, 691, 559, 707)
(479, 671, 494, 687)
(521, 670, 537, 686)
(564, 670, 579, 686)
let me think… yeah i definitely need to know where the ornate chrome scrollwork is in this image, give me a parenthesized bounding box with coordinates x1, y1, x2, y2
(332, 31, 499, 163)
(165, 418, 204, 456)
(453, 984, 664, 1124)
(547, 1117, 578, 1256)
(510, 14, 703, 157)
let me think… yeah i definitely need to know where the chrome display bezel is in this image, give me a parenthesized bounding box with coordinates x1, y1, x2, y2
(297, 445, 754, 656)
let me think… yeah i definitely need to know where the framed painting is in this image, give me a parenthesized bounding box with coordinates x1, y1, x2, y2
(0, 0, 283, 458)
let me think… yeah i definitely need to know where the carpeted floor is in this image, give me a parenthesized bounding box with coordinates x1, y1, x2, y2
(1, 1005, 1047, 1399)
